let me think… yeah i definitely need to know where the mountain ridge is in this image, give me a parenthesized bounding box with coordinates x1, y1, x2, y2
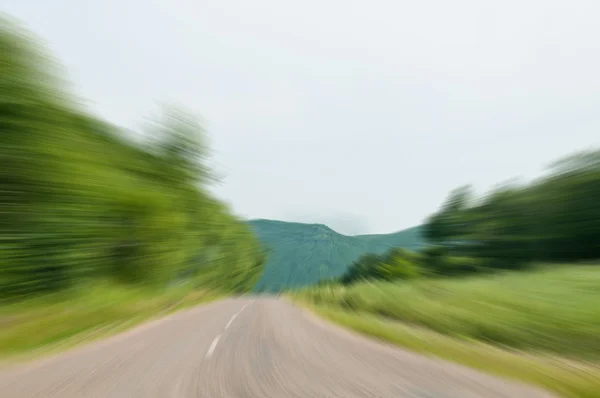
(248, 219, 425, 292)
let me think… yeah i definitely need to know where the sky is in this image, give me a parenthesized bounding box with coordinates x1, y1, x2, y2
(3, 0, 599, 234)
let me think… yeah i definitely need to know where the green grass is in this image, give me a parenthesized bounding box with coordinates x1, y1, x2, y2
(291, 265, 600, 397)
(293, 265, 600, 359)
(0, 283, 221, 361)
(249, 219, 424, 292)
(297, 303, 599, 398)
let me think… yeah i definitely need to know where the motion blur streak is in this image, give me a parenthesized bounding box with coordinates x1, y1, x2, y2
(0, 298, 553, 398)
(0, 15, 265, 302)
(1, 9, 600, 398)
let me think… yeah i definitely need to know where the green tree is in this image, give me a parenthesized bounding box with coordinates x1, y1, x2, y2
(423, 148, 600, 270)
(0, 17, 265, 300)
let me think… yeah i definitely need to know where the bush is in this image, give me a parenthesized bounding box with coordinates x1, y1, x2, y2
(339, 248, 422, 284)
(440, 256, 490, 276)
(378, 255, 421, 281)
(420, 246, 499, 276)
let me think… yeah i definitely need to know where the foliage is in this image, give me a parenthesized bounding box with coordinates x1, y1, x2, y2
(417, 247, 496, 276)
(294, 264, 600, 360)
(248, 219, 424, 292)
(424, 149, 600, 266)
(0, 17, 264, 300)
(340, 248, 422, 284)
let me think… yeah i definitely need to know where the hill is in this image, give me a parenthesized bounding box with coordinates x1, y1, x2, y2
(355, 225, 424, 252)
(248, 219, 425, 292)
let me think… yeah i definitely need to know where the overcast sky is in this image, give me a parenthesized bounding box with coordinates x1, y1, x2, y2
(4, 0, 599, 234)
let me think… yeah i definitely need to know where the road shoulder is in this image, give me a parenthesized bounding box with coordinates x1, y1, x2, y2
(290, 298, 598, 398)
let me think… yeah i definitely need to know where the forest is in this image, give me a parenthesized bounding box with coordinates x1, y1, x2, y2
(338, 148, 600, 284)
(0, 16, 265, 301)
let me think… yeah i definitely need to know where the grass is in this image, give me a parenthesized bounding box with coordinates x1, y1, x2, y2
(291, 264, 600, 398)
(0, 282, 222, 362)
(297, 303, 600, 398)
(293, 265, 600, 359)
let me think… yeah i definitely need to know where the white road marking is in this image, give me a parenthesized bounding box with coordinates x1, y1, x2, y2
(205, 302, 251, 359)
(205, 335, 221, 359)
(225, 313, 238, 329)
(225, 302, 249, 330)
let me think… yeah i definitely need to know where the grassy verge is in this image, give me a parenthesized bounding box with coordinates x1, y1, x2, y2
(293, 265, 600, 359)
(294, 301, 600, 398)
(291, 265, 600, 398)
(0, 283, 222, 362)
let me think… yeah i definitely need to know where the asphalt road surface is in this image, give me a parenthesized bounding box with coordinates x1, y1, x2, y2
(0, 298, 554, 398)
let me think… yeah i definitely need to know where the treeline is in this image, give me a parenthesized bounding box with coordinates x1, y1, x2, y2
(0, 17, 265, 300)
(338, 246, 493, 284)
(338, 149, 600, 285)
(339, 249, 421, 284)
(425, 150, 600, 263)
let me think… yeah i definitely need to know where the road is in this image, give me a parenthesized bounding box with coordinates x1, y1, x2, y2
(0, 298, 553, 398)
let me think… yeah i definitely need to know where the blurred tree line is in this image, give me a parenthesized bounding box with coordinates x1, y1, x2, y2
(425, 150, 600, 264)
(340, 150, 600, 284)
(0, 17, 265, 300)
(339, 249, 422, 284)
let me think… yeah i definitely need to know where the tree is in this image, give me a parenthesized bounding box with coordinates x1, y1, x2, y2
(422, 148, 600, 268)
(423, 185, 473, 244)
(0, 18, 265, 299)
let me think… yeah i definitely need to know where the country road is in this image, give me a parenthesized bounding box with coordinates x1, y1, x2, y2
(0, 298, 553, 398)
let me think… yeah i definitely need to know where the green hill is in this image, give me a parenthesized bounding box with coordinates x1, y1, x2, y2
(249, 219, 425, 292)
(355, 226, 425, 252)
